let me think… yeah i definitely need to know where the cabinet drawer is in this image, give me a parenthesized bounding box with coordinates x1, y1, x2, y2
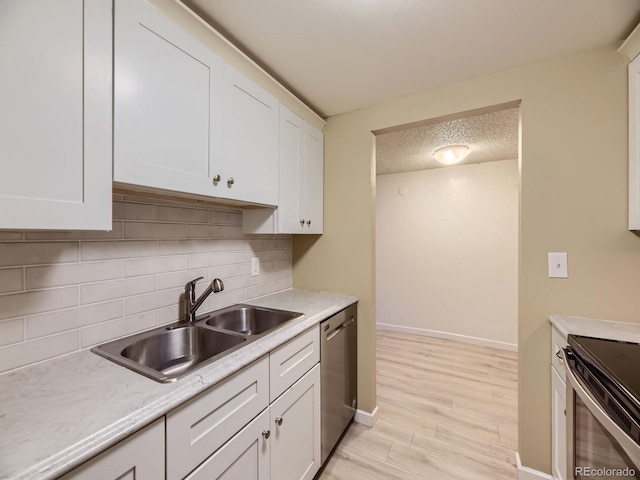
(60, 418, 164, 480)
(270, 327, 319, 402)
(166, 355, 269, 480)
(551, 326, 567, 382)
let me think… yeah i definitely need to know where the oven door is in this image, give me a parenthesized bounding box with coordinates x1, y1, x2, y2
(563, 349, 640, 479)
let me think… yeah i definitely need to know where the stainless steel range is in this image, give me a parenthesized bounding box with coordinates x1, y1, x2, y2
(564, 335, 640, 479)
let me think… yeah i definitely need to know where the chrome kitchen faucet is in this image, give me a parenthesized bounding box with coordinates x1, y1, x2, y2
(184, 277, 224, 322)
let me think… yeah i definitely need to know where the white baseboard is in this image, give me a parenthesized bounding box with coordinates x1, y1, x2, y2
(354, 405, 379, 427)
(376, 323, 518, 352)
(516, 453, 553, 480)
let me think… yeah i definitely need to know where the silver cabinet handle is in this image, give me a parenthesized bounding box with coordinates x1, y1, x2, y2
(275, 417, 283, 426)
(212, 174, 221, 183)
(306, 220, 311, 226)
(262, 430, 270, 439)
(300, 219, 305, 225)
(227, 178, 235, 187)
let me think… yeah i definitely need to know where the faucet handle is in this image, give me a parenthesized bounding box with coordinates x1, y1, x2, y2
(187, 276, 204, 287)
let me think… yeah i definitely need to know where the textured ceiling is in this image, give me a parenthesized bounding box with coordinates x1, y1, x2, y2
(181, 0, 640, 116)
(376, 108, 519, 175)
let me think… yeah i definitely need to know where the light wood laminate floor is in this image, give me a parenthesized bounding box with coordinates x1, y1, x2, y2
(318, 330, 518, 480)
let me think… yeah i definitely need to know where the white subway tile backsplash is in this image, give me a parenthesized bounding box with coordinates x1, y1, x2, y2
(80, 311, 157, 348)
(124, 222, 186, 240)
(0, 268, 23, 294)
(229, 251, 253, 264)
(113, 201, 157, 221)
(0, 198, 292, 373)
(185, 224, 227, 239)
(0, 242, 78, 267)
(0, 319, 24, 346)
(158, 269, 207, 291)
(26, 261, 122, 289)
(0, 287, 78, 321)
(124, 288, 183, 316)
(210, 210, 242, 226)
(24, 223, 123, 241)
(210, 240, 247, 252)
(124, 255, 186, 277)
(158, 239, 209, 256)
(82, 240, 157, 261)
(159, 205, 208, 224)
(186, 252, 228, 270)
(0, 332, 78, 374)
(26, 300, 123, 339)
(80, 276, 157, 304)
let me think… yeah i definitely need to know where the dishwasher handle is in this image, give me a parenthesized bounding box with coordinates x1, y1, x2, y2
(325, 316, 355, 342)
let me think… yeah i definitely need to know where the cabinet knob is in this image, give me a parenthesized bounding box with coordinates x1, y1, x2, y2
(212, 174, 221, 183)
(300, 219, 305, 226)
(262, 430, 270, 440)
(275, 417, 283, 426)
(227, 178, 235, 187)
(306, 220, 311, 226)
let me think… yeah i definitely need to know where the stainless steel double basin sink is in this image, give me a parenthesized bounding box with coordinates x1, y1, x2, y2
(92, 304, 303, 383)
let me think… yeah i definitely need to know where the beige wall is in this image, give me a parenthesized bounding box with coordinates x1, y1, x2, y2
(293, 46, 640, 473)
(376, 159, 518, 349)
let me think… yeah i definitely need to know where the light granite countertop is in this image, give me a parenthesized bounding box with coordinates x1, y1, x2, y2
(0, 289, 357, 480)
(550, 314, 640, 343)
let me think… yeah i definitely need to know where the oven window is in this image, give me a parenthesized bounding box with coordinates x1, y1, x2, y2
(575, 395, 639, 479)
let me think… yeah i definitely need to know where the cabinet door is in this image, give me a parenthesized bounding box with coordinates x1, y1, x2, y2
(185, 409, 270, 480)
(303, 123, 324, 234)
(0, 0, 112, 230)
(277, 105, 306, 233)
(270, 364, 321, 480)
(113, 0, 224, 197)
(60, 418, 164, 480)
(551, 366, 567, 480)
(166, 356, 269, 480)
(221, 71, 279, 206)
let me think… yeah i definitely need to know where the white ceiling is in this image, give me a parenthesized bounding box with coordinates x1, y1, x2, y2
(183, 0, 640, 117)
(376, 107, 519, 175)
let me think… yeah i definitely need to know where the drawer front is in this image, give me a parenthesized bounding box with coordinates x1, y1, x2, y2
(551, 326, 567, 382)
(270, 326, 320, 402)
(166, 355, 269, 480)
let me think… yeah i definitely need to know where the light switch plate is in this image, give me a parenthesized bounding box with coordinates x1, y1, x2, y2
(548, 252, 568, 278)
(251, 256, 260, 276)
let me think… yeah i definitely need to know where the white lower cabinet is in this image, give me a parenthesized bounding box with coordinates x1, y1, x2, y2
(60, 326, 321, 480)
(551, 325, 567, 480)
(186, 365, 321, 480)
(185, 409, 271, 480)
(59, 418, 164, 480)
(166, 356, 269, 480)
(270, 364, 321, 480)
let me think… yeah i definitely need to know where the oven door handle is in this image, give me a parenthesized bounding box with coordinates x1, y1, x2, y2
(561, 348, 640, 468)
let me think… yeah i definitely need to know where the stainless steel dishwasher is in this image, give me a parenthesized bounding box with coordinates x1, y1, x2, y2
(320, 302, 357, 463)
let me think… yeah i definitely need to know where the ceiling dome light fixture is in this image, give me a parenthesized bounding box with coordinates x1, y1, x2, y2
(433, 144, 470, 166)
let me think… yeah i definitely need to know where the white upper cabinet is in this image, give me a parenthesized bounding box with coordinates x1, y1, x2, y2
(220, 71, 279, 206)
(629, 54, 640, 230)
(113, 0, 279, 206)
(113, 0, 224, 197)
(243, 106, 324, 234)
(0, 0, 112, 230)
(303, 122, 324, 234)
